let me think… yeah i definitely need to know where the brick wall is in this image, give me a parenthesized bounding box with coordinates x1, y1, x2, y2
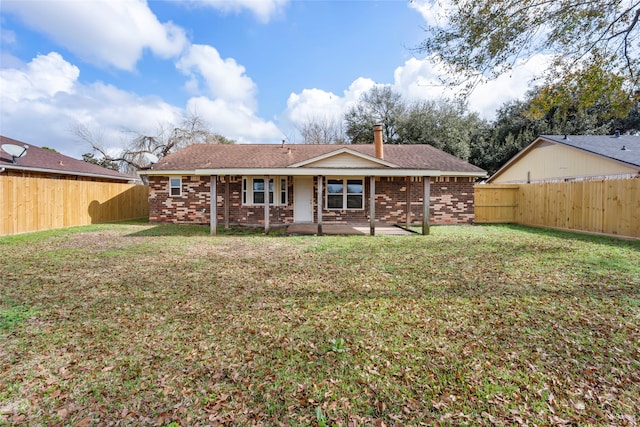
(374, 177, 475, 225)
(148, 175, 476, 226)
(149, 175, 294, 225)
(430, 177, 475, 224)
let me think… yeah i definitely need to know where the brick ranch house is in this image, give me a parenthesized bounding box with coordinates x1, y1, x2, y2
(141, 125, 486, 235)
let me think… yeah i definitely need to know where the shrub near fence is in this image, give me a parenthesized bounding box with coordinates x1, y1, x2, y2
(475, 178, 640, 239)
(1, 175, 149, 235)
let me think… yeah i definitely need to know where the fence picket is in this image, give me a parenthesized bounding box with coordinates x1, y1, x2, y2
(475, 178, 639, 238)
(1, 176, 149, 235)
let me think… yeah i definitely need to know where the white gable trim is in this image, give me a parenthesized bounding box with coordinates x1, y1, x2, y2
(288, 148, 399, 168)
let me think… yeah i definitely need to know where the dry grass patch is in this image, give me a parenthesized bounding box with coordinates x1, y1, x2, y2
(1, 223, 639, 426)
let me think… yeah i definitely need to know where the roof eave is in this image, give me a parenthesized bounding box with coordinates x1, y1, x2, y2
(141, 167, 486, 177)
(1, 164, 136, 182)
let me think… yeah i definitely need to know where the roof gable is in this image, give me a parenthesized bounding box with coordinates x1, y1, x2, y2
(289, 148, 398, 168)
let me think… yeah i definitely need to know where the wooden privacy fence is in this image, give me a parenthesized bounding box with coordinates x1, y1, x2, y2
(475, 178, 640, 239)
(1, 175, 149, 236)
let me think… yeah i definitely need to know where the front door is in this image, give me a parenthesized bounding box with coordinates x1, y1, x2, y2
(294, 177, 313, 223)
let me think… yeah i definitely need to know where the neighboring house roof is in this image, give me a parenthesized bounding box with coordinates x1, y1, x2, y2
(0, 135, 136, 182)
(488, 134, 640, 183)
(143, 143, 486, 177)
(541, 134, 640, 168)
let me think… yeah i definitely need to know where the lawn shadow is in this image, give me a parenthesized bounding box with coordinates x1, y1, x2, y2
(126, 224, 287, 237)
(491, 224, 640, 251)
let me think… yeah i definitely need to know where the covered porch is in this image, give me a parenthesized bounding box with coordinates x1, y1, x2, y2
(208, 174, 432, 236)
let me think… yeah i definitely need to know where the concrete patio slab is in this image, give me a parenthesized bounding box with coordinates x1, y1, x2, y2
(286, 223, 415, 236)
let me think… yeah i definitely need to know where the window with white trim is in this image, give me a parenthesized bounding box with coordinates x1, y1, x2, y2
(242, 177, 288, 206)
(326, 178, 363, 210)
(169, 177, 182, 196)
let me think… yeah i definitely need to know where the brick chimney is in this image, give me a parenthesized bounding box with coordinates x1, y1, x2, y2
(373, 124, 384, 159)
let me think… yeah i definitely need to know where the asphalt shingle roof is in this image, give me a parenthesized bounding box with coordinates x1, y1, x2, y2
(150, 143, 486, 174)
(1, 135, 136, 181)
(542, 134, 640, 168)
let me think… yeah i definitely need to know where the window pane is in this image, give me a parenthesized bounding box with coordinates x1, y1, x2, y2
(254, 192, 264, 204)
(327, 195, 343, 209)
(347, 180, 363, 194)
(347, 195, 362, 209)
(253, 179, 264, 191)
(327, 180, 343, 194)
(169, 178, 180, 196)
(269, 192, 274, 204)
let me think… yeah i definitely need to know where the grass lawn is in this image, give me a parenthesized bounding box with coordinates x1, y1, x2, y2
(1, 222, 639, 426)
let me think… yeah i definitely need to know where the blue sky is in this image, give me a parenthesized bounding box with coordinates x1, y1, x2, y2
(0, 0, 549, 158)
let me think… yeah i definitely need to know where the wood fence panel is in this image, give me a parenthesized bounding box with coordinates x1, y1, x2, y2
(473, 184, 518, 223)
(1, 176, 149, 235)
(475, 178, 639, 239)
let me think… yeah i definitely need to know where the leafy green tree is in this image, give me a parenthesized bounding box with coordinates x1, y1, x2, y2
(398, 98, 488, 160)
(82, 153, 120, 171)
(344, 86, 406, 144)
(416, 0, 639, 115)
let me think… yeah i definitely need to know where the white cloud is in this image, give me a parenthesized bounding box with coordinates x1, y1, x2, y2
(187, 97, 283, 144)
(177, 44, 257, 107)
(408, 0, 453, 27)
(283, 77, 375, 127)
(392, 54, 554, 119)
(2, 0, 188, 70)
(175, 44, 283, 143)
(1, 52, 183, 158)
(282, 53, 553, 130)
(0, 52, 79, 102)
(191, 0, 288, 23)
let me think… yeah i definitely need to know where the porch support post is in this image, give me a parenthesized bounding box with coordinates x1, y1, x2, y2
(369, 176, 376, 236)
(317, 175, 323, 236)
(224, 175, 230, 229)
(422, 177, 430, 235)
(210, 175, 217, 235)
(264, 174, 270, 235)
(406, 176, 411, 229)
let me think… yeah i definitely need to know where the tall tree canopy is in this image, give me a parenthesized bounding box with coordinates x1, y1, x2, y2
(398, 99, 487, 161)
(344, 86, 407, 144)
(416, 0, 640, 115)
(342, 86, 486, 160)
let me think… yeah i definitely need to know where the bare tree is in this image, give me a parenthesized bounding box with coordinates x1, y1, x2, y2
(74, 113, 231, 174)
(296, 115, 346, 144)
